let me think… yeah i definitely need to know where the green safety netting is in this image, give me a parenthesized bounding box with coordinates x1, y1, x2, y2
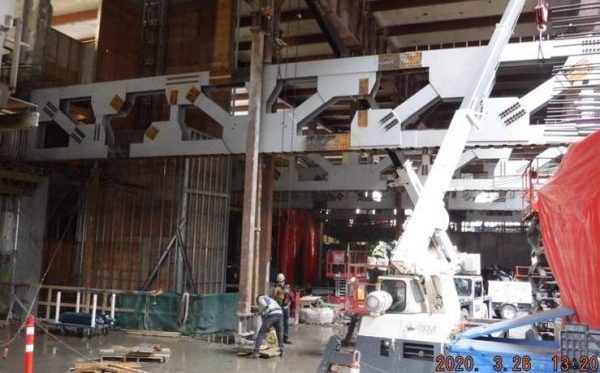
(114, 292, 238, 335)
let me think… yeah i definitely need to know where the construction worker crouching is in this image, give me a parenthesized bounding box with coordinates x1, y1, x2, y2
(252, 295, 284, 358)
(272, 273, 292, 344)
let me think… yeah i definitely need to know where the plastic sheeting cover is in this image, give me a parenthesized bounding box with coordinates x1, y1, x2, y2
(115, 292, 238, 334)
(538, 130, 600, 328)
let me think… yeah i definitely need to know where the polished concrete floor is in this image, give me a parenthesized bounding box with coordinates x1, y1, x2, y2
(0, 324, 333, 373)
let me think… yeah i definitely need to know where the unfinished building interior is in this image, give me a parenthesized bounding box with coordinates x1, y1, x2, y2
(2, 0, 600, 372)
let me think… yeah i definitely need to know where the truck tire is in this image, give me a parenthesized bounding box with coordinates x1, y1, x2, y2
(500, 304, 517, 320)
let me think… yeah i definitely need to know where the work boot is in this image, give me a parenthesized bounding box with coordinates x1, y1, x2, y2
(250, 351, 261, 358)
(279, 349, 284, 357)
(284, 338, 292, 345)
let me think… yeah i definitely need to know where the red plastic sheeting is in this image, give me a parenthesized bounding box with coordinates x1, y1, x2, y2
(279, 210, 303, 285)
(277, 210, 320, 285)
(538, 130, 600, 328)
(304, 215, 320, 286)
(278, 211, 293, 283)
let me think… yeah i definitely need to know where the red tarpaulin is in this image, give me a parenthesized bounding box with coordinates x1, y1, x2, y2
(304, 215, 320, 286)
(538, 130, 600, 328)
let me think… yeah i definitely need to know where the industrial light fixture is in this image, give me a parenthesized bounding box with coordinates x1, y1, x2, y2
(372, 191, 382, 202)
(356, 208, 361, 214)
(474, 192, 500, 204)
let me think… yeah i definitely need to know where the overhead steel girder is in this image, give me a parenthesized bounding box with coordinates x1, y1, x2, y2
(272, 189, 526, 213)
(274, 150, 528, 192)
(26, 38, 598, 161)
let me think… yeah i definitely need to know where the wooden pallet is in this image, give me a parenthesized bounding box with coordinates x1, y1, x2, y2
(99, 344, 170, 364)
(69, 361, 148, 373)
(237, 348, 283, 359)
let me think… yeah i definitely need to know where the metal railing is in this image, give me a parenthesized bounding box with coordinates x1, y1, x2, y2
(36, 285, 140, 324)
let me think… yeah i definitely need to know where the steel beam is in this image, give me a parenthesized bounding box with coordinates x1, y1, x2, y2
(304, 0, 350, 57)
(369, 0, 482, 13)
(27, 38, 598, 162)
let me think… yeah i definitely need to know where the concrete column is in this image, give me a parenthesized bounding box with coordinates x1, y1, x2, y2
(238, 28, 265, 314)
(0, 196, 19, 316)
(258, 156, 275, 295)
(13, 178, 48, 318)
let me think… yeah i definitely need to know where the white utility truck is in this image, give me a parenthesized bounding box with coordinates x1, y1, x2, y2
(488, 280, 532, 319)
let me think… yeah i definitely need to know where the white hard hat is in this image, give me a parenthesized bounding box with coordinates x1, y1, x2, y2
(276, 273, 285, 282)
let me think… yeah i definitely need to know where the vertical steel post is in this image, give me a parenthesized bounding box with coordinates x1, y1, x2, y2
(253, 157, 263, 297)
(83, 165, 100, 288)
(176, 158, 190, 293)
(54, 291, 61, 324)
(258, 156, 275, 295)
(317, 220, 325, 284)
(9, 18, 22, 92)
(91, 294, 98, 328)
(239, 28, 265, 314)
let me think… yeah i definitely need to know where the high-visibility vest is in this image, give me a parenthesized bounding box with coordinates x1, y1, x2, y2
(258, 295, 283, 316)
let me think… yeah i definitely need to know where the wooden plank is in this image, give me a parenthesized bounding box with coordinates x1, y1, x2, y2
(99, 345, 171, 364)
(70, 361, 147, 373)
(125, 330, 181, 338)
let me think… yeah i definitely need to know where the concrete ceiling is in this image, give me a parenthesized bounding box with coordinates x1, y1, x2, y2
(50, 0, 99, 40)
(236, 0, 551, 62)
(52, 0, 98, 15)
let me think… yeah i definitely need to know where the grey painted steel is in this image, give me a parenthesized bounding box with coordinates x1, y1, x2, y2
(356, 335, 442, 373)
(394, 0, 527, 261)
(25, 38, 599, 162)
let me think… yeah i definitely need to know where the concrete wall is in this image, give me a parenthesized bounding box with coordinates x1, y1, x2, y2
(0, 178, 48, 318)
(449, 231, 530, 271)
(13, 178, 48, 317)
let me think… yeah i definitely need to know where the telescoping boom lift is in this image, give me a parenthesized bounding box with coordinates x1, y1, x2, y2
(318, 0, 527, 372)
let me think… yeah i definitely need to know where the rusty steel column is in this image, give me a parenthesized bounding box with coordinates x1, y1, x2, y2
(258, 155, 275, 295)
(238, 28, 265, 314)
(83, 165, 100, 288)
(253, 157, 263, 299)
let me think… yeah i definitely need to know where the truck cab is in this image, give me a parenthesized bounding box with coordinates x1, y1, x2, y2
(454, 275, 489, 319)
(372, 275, 430, 314)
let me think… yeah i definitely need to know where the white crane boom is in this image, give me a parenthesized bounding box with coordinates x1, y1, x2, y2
(391, 0, 528, 275)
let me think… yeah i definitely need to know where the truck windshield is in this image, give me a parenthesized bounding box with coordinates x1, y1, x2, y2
(454, 278, 472, 297)
(474, 281, 483, 298)
(380, 279, 407, 313)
